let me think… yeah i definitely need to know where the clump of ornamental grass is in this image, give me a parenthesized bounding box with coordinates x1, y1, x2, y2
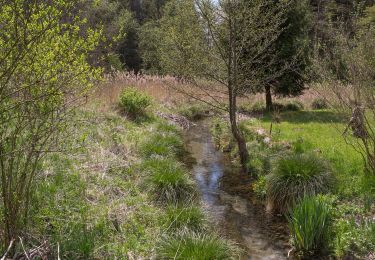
(287, 196, 332, 257)
(142, 157, 195, 203)
(139, 132, 184, 159)
(119, 87, 152, 119)
(163, 205, 206, 232)
(157, 230, 237, 260)
(267, 153, 335, 211)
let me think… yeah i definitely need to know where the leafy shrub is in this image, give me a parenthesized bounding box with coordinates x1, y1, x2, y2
(119, 88, 152, 118)
(288, 196, 332, 256)
(311, 98, 329, 110)
(139, 132, 184, 159)
(253, 175, 267, 199)
(143, 158, 195, 203)
(163, 205, 206, 232)
(333, 217, 375, 257)
(158, 231, 236, 259)
(267, 153, 335, 211)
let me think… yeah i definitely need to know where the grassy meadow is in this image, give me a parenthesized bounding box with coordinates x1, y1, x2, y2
(12, 80, 238, 259)
(233, 103, 375, 258)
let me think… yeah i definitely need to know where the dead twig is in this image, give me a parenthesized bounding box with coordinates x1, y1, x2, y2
(1, 239, 15, 260)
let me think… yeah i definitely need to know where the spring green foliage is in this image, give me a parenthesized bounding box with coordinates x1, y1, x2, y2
(253, 175, 267, 199)
(288, 196, 332, 256)
(158, 230, 236, 260)
(143, 157, 196, 203)
(119, 87, 152, 118)
(267, 153, 335, 211)
(0, 0, 101, 248)
(234, 109, 375, 257)
(334, 217, 375, 257)
(163, 205, 206, 231)
(30, 110, 162, 258)
(159, 0, 208, 77)
(23, 103, 236, 258)
(139, 131, 184, 158)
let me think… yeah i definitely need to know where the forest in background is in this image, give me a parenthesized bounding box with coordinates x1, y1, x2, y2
(1, 0, 375, 259)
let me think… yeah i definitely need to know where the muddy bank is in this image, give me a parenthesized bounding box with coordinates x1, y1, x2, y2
(184, 120, 290, 259)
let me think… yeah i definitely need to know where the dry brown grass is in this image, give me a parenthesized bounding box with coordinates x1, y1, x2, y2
(89, 71, 341, 112)
(91, 72, 193, 111)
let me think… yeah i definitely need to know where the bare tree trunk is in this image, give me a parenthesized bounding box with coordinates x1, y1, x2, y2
(229, 88, 249, 171)
(227, 3, 249, 172)
(265, 85, 273, 111)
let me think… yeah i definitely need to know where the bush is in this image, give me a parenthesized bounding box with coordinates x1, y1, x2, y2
(253, 175, 267, 199)
(288, 196, 332, 256)
(119, 88, 152, 118)
(143, 158, 195, 203)
(311, 98, 329, 110)
(158, 231, 236, 259)
(267, 153, 335, 211)
(163, 205, 206, 232)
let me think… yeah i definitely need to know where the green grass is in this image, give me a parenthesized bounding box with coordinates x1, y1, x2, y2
(267, 153, 335, 211)
(163, 205, 206, 232)
(142, 157, 196, 203)
(246, 110, 366, 198)
(158, 231, 237, 260)
(288, 196, 332, 256)
(241, 109, 375, 258)
(139, 131, 185, 159)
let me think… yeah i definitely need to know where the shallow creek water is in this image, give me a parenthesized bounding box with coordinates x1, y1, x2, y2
(184, 121, 289, 260)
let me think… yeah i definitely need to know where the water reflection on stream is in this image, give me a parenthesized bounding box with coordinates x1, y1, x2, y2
(185, 121, 288, 260)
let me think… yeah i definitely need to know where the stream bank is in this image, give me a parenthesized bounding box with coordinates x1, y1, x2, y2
(184, 120, 290, 260)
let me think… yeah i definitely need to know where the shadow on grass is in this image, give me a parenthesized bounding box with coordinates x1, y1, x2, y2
(260, 110, 348, 124)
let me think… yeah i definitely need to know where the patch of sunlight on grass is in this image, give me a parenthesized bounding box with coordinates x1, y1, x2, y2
(248, 110, 365, 197)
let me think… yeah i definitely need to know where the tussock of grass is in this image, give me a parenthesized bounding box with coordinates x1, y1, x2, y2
(139, 132, 184, 159)
(267, 153, 335, 211)
(288, 196, 331, 256)
(143, 157, 196, 203)
(158, 230, 237, 260)
(163, 205, 206, 232)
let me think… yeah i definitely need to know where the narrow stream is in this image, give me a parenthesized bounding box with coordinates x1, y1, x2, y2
(184, 121, 289, 260)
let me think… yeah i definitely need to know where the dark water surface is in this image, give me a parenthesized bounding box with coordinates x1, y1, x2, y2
(184, 121, 289, 260)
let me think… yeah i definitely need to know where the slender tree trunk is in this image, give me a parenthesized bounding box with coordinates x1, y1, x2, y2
(265, 85, 273, 111)
(227, 3, 249, 172)
(229, 88, 249, 171)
